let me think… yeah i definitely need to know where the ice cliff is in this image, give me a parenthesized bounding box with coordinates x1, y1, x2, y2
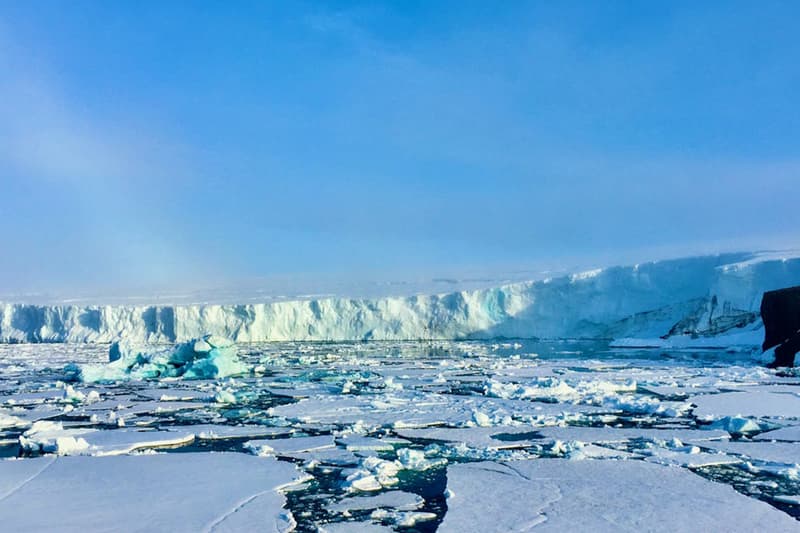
(2, 252, 800, 344)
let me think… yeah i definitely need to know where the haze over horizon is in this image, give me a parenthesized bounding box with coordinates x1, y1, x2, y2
(2, 2, 799, 298)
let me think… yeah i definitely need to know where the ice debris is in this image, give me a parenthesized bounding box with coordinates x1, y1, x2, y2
(68, 335, 246, 382)
(19, 421, 90, 455)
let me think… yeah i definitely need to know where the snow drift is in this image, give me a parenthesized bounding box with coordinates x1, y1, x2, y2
(2, 252, 800, 344)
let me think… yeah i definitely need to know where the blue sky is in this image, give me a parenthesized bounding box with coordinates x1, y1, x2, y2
(1, 2, 798, 296)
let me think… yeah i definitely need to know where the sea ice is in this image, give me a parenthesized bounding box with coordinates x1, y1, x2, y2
(692, 391, 800, 420)
(190, 424, 293, 441)
(318, 521, 394, 532)
(0, 411, 28, 430)
(528, 426, 729, 444)
(246, 435, 336, 456)
(0, 453, 306, 532)
(440, 459, 800, 532)
(19, 422, 196, 456)
(327, 490, 424, 513)
(754, 425, 800, 441)
(2, 336, 800, 529)
(698, 440, 800, 465)
(394, 426, 542, 450)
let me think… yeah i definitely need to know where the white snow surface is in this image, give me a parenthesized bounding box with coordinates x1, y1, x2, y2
(0, 453, 306, 532)
(440, 459, 800, 532)
(2, 251, 800, 343)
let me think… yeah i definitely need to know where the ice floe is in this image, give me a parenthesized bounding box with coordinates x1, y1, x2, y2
(441, 459, 799, 531)
(0, 453, 307, 532)
(755, 425, 800, 441)
(692, 391, 800, 420)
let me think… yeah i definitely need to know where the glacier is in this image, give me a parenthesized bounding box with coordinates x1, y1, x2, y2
(2, 251, 800, 345)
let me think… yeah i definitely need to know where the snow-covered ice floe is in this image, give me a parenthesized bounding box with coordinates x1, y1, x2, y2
(2, 251, 800, 345)
(1, 339, 800, 529)
(0, 453, 307, 532)
(440, 460, 799, 532)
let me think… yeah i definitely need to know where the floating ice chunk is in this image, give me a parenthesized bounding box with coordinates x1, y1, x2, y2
(371, 508, 437, 527)
(20, 422, 196, 456)
(563, 443, 639, 460)
(344, 472, 383, 492)
(57, 383, 102, 405)
(190, 424, 292, 441)
(19, 421, 91, 455)
(440, 459, 799, 532)
(246, 435, 335, 456)
(0, 411, 29, 430)
(214, 388, 237, 404)
(484, 376, 639, 409)
(328, 491, 424, 513)
(641, 448, 740, 467)
(335, 435, 407, 452)
(77, 428, 195, 456)
(301, 447, 362, 467)
(396, 426, 541, 450)
(319, 522, 394, 532)
(383, 377, 403, 391)
(343, 456, 401, 492)
(424, 441, 530, 462)
(774, 494, 800, 505)
(471, 410, 492, 427)
(72, 335, 246, 382)
(397, 448, 445, 471)
(742, 461, 800, 481)
(138, 388, 211, 401)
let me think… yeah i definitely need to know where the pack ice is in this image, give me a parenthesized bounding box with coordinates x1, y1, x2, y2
(2, 251, 799, 345)
(2, 340, 800, 530)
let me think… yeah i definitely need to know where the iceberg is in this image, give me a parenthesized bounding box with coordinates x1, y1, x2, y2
(70, 335, 246, 382)
(1, 251, 800, 346)
(440, 460, 799, 532)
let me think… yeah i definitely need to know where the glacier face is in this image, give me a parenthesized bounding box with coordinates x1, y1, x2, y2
(2, 252, 800, 344)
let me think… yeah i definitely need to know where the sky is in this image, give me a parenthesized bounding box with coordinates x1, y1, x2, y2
(0, 1, 798, 299)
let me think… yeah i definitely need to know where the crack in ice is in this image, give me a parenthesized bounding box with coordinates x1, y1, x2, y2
(501, 462, 564, 531)
(0, 456, 57, 503)
(204, 489, 276, 532)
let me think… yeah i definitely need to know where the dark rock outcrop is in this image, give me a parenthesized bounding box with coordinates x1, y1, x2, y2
(761, 286, 800, 367)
